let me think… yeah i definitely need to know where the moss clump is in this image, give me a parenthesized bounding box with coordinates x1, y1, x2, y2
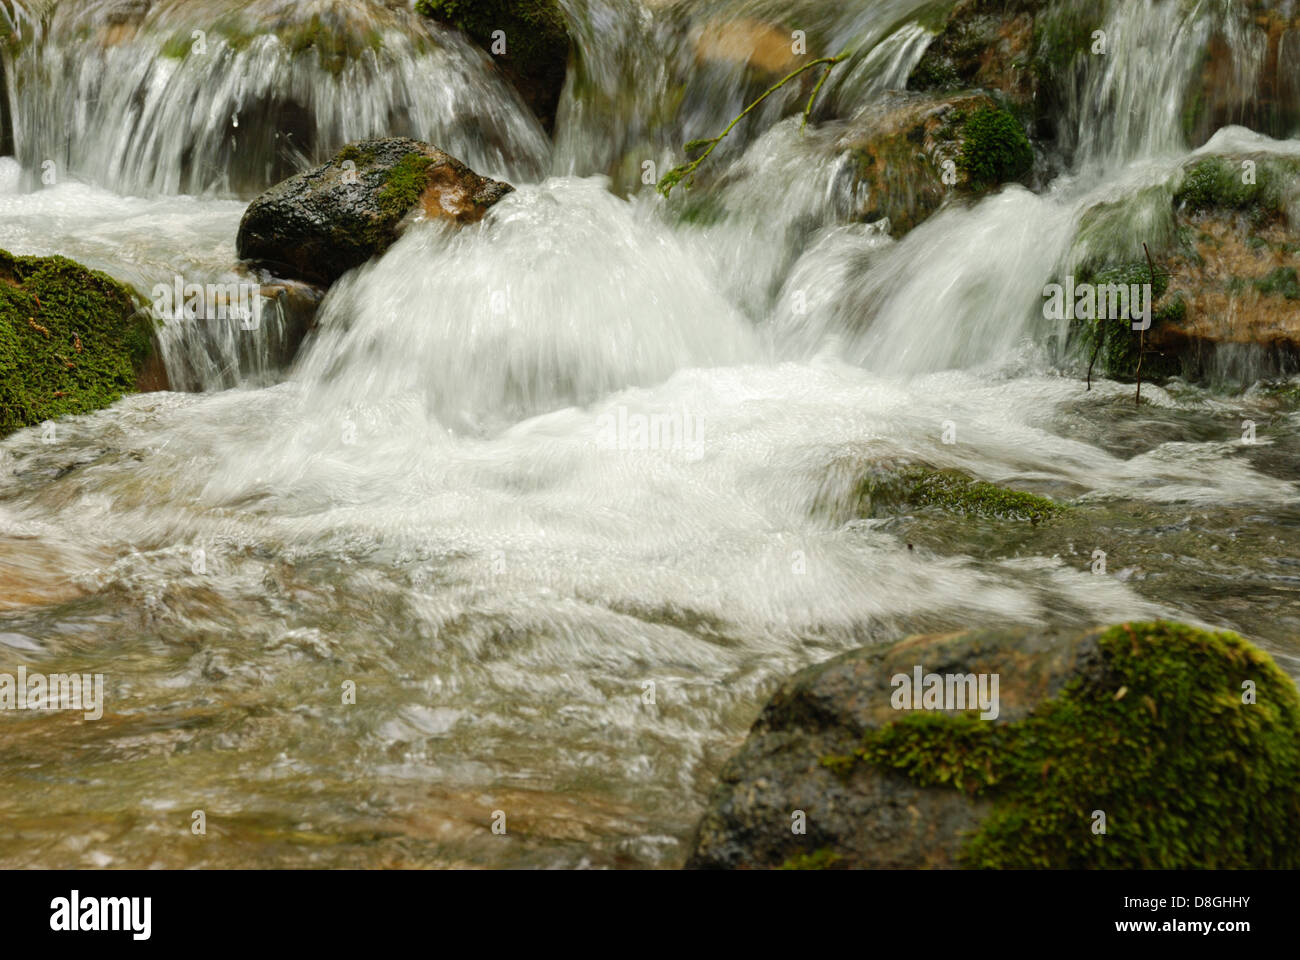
(818, 753, 857, 777)
(285, 14, 382, 75)
(956, 105, 1033, 190)
(853, 621, 1300, 868)
(0, 249, 153, 437)
(374, 153, 436, 221)
(851, 467, 1064, 524)
(1174, 156, 1297, 228)
(778, 848, 844, 870)
(1254, 266, 1300, 300)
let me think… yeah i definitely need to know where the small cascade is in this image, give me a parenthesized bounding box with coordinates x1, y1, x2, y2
(6, 0, 549, 196)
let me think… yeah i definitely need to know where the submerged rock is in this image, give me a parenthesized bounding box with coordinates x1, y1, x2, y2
(811, 460, 1064, 527)
(236, 138, 514, 287)
(693, 17, 804, 75)
(688, 621, 1300, 869)
(0, 249, 158, 438)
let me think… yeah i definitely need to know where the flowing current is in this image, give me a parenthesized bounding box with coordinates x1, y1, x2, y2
(1, 0, 1298, 867)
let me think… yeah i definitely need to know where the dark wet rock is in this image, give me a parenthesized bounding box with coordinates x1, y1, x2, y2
(235, 138, 514, 287)
(687, 624, 1095, 869)
(688, 621, 1300, 869)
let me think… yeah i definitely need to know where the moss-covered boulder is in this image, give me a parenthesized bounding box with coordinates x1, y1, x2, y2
(415, 0, 570, 132)
(812, 460, 1064, 527)
(0, 249, 158, 437)
(837, 92, 1033, 237)
(235, 138, 514, 287)
(1062, 151, 1300, 382)
(1152, 154, 1300, 362)
(687, 621, 1300, 869)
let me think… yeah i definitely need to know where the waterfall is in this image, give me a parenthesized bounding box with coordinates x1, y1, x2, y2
(6, 0, 549, 196)
(1, 0, 1299, 870)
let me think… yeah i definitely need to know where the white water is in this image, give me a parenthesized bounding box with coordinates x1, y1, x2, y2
(1, 0, 1299, 868)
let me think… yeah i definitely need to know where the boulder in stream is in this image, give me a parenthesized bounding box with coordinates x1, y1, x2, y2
(236, 138, 514, 287)
(687, 620, 1300, 869)
(0, 248, 159, 438)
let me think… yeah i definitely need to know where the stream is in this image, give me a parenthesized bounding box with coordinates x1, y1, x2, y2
(0, 0, 1297, 868)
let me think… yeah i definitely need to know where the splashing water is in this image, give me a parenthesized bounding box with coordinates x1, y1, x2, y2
(0, 0, 1298, 868)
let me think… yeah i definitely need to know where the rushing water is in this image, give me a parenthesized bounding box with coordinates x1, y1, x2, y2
(1, 0, 1298, 867)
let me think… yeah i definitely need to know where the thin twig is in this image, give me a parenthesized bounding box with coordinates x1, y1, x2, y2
(801, 59, 840, 132)
(658, 53, 848, 197)
(1139, 242, 1157, 406)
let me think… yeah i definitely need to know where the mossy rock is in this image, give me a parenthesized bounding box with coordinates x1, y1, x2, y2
(415, 0, 569, 131)
(1174, 155, 1298, 228)
(955, 104, 1033, 191)
(0, 249, 157, 438)
(838, 92, 1034, 239)
(158, 10, 388, 71)
(1063, 153, 1300, 383)
(687, 621, 1300, 869)
(814, 461, 1063, 526)
(235, 138, 514, 287)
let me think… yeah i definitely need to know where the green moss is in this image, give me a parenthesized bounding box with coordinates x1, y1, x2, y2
(1068, 260, 1181, 382)
(158, 19, 264, 60)
(1254, 266, 1300, 300)
(778, 847, 844, 870)
(374, 153, 436, 223)
(1174, 156, 1299, 228)
(956, 106, 1033, 190)
(819, 753, 857, 777)
(1069, 185, 1182, 278)
(0, 249, 154, 437)
(855, 621, 1300, 868)
(159, 31, 196, 60)
(283, 15, 382, 75)
(850, 467, 1064, 524)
